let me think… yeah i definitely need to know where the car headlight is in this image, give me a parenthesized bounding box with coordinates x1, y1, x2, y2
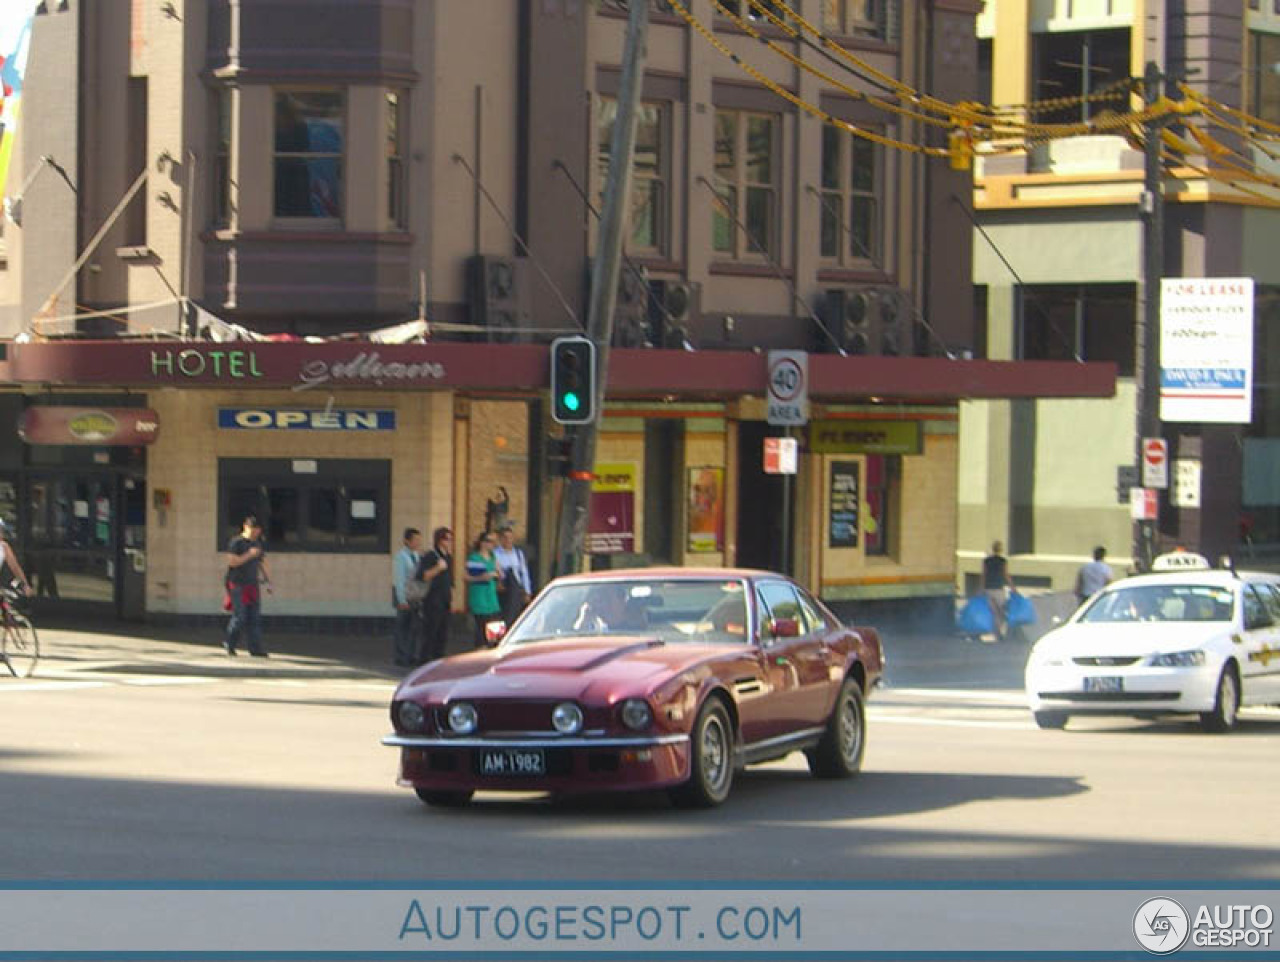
(551, 702, 584, 734)
(447, 702, 478, 734)
(397, 701, 427, 732)
(1149, 649, 1207, 667)
(619, 698, 653, 731)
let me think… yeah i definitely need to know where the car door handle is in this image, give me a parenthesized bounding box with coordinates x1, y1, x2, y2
(774, 655, 791, 666)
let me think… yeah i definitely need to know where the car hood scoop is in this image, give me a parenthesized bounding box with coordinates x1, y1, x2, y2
(491, 638, 665, 674)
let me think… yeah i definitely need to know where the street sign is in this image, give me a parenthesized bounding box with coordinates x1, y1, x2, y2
(1142, 437, 1168, 489)
(1171, 458, 1202, 508)
(766, 350, 808, 426)
(1116, 464, 1139, 504)
(763, 437, 799, 475)
(1130, 487, 1158, 521)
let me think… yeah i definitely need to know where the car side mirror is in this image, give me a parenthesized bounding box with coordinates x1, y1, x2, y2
(484, 619, 508, 645)
(769, 617, 801, 639)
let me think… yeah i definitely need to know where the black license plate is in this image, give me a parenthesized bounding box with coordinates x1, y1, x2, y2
(477, 748, 546, 777)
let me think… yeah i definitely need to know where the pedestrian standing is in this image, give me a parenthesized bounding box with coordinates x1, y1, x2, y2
(493, 522, 533, 625)
(1074, 545, 1113, 606)
(464, 530, 503, 649)
(982, 540, 1013, 641)
(392, 527, 423, 667)
(225, 515, 271, 657)
(415, 527, 454, 664)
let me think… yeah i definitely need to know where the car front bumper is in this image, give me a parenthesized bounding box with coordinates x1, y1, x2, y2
(1026, 663, 1220, 715)
(383, 732, 692, 794)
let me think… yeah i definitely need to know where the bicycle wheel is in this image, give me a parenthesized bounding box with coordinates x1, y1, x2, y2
(2, 612, 39, 678)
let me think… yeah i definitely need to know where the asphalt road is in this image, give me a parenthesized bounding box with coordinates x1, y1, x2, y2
(3, 662, 1278, 881)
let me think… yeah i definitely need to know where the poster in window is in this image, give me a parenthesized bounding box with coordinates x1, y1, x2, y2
(829, 461, 859, 549)
(687, 466, 725, 554)
(588, 463, 636, 555)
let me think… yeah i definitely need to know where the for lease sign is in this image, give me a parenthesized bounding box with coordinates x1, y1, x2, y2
(1160, 277, 1254, 424)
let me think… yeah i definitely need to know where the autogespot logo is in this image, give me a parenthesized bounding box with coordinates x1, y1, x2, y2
(1134, 897, 1191, 954)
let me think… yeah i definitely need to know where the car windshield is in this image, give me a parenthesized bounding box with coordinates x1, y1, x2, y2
(503, 579, 751, 646)
(1078, 584, 1234, 624)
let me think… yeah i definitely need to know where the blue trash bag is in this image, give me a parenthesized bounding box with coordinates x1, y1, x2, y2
(1006, 590, 1037, 627)
(957, 595, 994, 634)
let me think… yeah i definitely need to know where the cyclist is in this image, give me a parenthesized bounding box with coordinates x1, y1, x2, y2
(0, 519, 35, 598)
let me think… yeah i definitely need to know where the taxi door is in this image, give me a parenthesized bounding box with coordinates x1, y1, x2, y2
(1241, 582, 1280, 705)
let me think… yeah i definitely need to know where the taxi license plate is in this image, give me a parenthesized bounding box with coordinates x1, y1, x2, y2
(477, 748, 546, 777)
(1084, 676, 1123, 693)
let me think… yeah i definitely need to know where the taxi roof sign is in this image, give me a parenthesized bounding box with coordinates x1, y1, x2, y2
(1151, 550, 1211, 572)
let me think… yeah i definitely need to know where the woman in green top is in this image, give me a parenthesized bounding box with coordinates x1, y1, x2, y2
(464, 530, 503, 648)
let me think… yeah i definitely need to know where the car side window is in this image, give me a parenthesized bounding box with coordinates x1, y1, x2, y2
(756, 582, 802, 642)
(1243, 585, 1273, 631)
(1259, 583, 1280, 623)
(796, 588, 831, 633)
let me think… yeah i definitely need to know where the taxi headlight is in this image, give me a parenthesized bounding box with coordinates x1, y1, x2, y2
(619, 698, 653, 731)
(551, 702, 584, 734)
(1149, 649, 1206, 668)
(397, 701, 427, 732)
(447, 702, 479, 734)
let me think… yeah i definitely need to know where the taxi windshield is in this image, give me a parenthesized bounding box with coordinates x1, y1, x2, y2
(1079, 584, 1233, 624)
(503, 579, 750, 646)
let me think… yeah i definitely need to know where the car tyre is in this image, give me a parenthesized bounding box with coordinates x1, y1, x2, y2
(1033, 710, 1068, 730)
(1201, 665, 1240, 733)
(670, 699, 734, 808)
(415, 788, 475, 808)
(807, 678, 866, 778)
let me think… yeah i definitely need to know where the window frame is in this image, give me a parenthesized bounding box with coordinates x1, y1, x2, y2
(819, 124, 881, 265)
(213, 87, 233, 228)
(712, 108, 780, 261)
(272, 87, 346, 226)
(596, 96, 671, 256)
(385, 88, 409, 230)
(1249, 31, 1280, 124)
(863, 454, 899, 558)
(217, 458, 390, 554)
(820, 0, 890, 40)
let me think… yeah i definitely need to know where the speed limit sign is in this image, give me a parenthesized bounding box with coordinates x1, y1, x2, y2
(767, 350, 809, 426)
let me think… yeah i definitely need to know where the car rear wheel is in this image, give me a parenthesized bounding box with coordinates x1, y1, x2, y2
(415, 788, 474, 808)
(1201, 665, 1240, 733)
(1033, 710, 1068, 730)
(670, 699, 734, 808)
(807, 678, 866, 778)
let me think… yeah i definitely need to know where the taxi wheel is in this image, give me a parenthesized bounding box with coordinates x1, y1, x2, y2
(1201, 665, 1240, 733)
(670, 699, 734, 808)
(1033, 710, 1068, 730)
(808, 678, 866, 778)
(415, 788, 474, 808)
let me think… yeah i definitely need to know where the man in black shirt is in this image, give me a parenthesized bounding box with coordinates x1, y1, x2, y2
(225, 515, 271, 657)
(982, 540, 1012, 640)
(415, 527, 454, 664)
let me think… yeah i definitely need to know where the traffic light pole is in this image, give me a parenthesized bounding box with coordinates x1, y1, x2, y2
(553, 0, 649, 577)
(1134, 60, 1167, 573)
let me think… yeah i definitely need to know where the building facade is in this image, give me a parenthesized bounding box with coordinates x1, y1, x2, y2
(963, 0, 1280, 591)
(0, 0, 1111, 629)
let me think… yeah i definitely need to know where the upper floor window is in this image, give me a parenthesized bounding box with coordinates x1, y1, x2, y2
(717, 0, 784, 20)
(596, 97, 668, 253)
(1017, 283, 1136, 376)
(819, 124, 879, 263)
(385, 89, 408, 229)
(1031, 29, 1130, 126)
(712, 109, 778, 259)
(821, 0, 890, 39)
(213, 88, 232, 227)
(273, 89, 344, 221)
(1249, 32, 1280, 124)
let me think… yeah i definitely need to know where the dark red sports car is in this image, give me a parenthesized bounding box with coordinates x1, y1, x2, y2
(384, 568, 884, 808)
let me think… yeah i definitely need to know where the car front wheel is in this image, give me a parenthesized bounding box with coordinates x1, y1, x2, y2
(670, 699, 734, 808)
(1033, 710, 1068, 730)
(807, 678, 866, 778)
(1201, 665, 1240, 733)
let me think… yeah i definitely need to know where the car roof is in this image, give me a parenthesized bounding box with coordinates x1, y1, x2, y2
(552, 566, 786, 584)
(1103, 568, 1279, 590)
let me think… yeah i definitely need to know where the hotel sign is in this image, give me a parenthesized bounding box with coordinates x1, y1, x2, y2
(809, 420, 923, 455)
(219, 409, 396, 431)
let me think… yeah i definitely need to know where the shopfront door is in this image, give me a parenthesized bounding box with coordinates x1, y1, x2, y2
(26, 472, 146, 618)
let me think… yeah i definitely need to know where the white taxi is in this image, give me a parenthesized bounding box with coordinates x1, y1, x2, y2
(1026, 554, 1280, 732)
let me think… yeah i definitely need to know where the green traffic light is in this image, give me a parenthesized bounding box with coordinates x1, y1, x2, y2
(563, 392, 581, 412)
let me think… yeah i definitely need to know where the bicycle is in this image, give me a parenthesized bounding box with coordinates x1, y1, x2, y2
(0, 586, 39, 678)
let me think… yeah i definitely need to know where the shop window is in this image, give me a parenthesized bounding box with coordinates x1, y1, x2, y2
(597, 97, 668, 254)
(712, 109, 779, 259)
(218, 459, 390, 553)
(863, 455, 899, 557)
(273, 88, 345, 220)
(819, 124, 880, 263)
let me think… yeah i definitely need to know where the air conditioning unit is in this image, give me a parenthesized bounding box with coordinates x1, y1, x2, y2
(584, 260, 653, 348)
(649, 279, 701, 349)
(822, 288, 917, 356)
(820, 289, 872, 354)
(468, 255, 530, 343)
